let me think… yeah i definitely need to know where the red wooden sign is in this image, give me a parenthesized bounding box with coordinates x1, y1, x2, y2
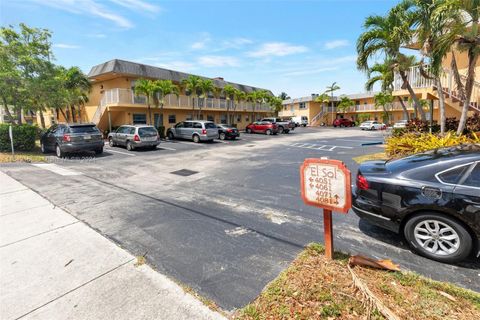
(300, 158, 352, 213)
(300, 158, 352, 260)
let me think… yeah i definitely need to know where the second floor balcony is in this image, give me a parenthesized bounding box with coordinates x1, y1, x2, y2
(100, 88, 273, 112)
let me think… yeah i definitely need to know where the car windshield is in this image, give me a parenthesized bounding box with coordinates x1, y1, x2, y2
(69, 125, 99, 133)
(204, 123, 216, 129)
(138, 127, 157, 136)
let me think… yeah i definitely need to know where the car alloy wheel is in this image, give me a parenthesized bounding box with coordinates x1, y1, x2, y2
(167, 132, 174, 140)
(413, 220, 460, 256)
(219, 132, 226, 140)
(193, 135, 200, 143)
(41, 143, 46, 154)
(126, 141, 134, 151)
(404, 213, 472, 263)
(109, 138, 115, 147)
(278, 126, 284, 134)
(246, 128, 252, 134)
(371, 126, 375, 130)
(55, 145, 64, 158)
(266, 129, 272, 135)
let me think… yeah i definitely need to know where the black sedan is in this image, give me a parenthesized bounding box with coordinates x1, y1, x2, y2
(216, 124, 240, 140)
(352, 144, 480, 263)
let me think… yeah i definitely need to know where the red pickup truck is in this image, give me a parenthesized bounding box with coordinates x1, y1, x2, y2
(246, 121, 278, 135)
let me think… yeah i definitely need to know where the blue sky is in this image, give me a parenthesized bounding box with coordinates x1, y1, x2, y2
(1, 0, 397, 97)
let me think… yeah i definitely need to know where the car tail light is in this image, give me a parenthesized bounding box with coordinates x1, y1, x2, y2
(227, 129, 233, 132)
(202, 129, 207, 134)
(356, 174, 369, 190)
(63, 134, 71, 142)
(134, 134, 140, 141)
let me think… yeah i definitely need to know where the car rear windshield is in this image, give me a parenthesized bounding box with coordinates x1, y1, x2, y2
(205, 123, 216, 129)
(69, 125, 99, 133)
(138, 127, 157, 136)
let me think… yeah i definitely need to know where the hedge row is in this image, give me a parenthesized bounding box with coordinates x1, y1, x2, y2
(0, 124, 38, 151)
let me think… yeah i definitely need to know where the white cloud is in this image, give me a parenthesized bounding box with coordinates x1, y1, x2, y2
(154, 61, 196, 72)
(198, 56, 239, 67)
(37, 0, 133, 28)
(109, 0, 161, 13)
(191, 33, 211, 50)
(88, 33, 107, 38)
(53, 43, 80, 49)
(247, 42, 308, 57)
(282, 67, 338, 77)
(221, 37, 253, 49)
(324, 39, 349, 50)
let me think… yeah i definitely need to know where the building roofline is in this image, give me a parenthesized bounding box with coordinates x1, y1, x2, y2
(88, 59, 273, 95)
(282, 91, 378, 105)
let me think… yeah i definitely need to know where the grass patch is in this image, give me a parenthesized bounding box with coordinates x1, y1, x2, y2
(0, 141, 46, 163)
(234, 243, 480, 320)
(353, 152, 388, 164)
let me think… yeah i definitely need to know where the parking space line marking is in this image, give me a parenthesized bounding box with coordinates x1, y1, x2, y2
(215, 140, 229, 144)
(288, 143, 353, 152)
(336, 139, 383, 143)
(105, 149, 136, 156)
(32, 164, 83, 176)
(158, 146, 176, 151)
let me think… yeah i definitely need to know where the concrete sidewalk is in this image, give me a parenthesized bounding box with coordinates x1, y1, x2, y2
(0, 172, 225, 320)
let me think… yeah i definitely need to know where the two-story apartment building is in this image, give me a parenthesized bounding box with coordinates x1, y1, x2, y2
(39, 59, 274, 131)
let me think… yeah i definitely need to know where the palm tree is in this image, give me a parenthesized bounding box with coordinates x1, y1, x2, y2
(337, 96, 355, 114)
(314, 92, 330, 114)
(134, 78, 156, 125)
(325, 82, 340, 124)
(267, 96, 283, 116)
(181, 75, 202, 119)
(357, 3, 427, 121)
(198, 79, 214, 119)
(249, 90, 269, 121)
(233, 89, 246, 125)
(153, 80, 179, 127)
(433, 0, 480, 135)
(278, 92, 290, 100)
(374, 92, 395, 124)
(408, 0, 450, 133)
(64, 66, 91, 123)
(366, 59, 410, 120)
(223, 84, 236, 125)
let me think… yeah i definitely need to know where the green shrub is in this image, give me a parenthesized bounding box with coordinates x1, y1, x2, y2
(0, 124, 38, 151)
(386, 132, 479, 157)
(156, 125, 166, 139)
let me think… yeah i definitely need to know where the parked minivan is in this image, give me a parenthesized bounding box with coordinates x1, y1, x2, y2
(107, 125, 160, 151)
(41, 123, 104, 158)
(166, 120, 218, 143)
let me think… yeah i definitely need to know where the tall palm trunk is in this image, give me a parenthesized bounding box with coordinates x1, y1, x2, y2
(435, 77, 446, 134)
(226, 100, 230, 125)
(70, 105, 76, 123)
(397, 97, 410, 120)
(456, 48, 478, 135)
(399, 70, 426, 121)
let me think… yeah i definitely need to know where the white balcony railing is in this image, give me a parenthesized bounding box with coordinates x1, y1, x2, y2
(394, 65, 480, 112)
(100, 88, 272, 112)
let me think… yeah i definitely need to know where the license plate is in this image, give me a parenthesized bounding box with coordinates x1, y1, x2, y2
(145, 136, 156, 141)
(84, 135, 91, 140)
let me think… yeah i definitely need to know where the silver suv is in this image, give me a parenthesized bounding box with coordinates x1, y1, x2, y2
(166, 120, 218, 143)
(107, 125, 159, 151)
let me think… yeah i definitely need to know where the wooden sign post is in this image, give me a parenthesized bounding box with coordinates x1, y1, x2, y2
(300, 158, 351, 260)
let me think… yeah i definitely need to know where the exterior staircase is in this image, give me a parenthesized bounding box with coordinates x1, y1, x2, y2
(309, 108, 327, 126)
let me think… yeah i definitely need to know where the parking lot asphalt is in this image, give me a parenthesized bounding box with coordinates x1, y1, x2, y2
(1, 127, 479, 311)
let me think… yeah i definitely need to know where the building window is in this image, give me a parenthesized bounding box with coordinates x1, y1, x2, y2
(168, 115, 176, 123)
(299, 102, 307, 109)
(220, 114, 227, 124)
(186, 114, 193, 120)
(245, 116, 249, 122)
(237, 115, 241, 122)
(154, 114, 163, 127)
(133, 113, 147, 124)
(207, 115, 214, 122)
(198, 114, 204, 120)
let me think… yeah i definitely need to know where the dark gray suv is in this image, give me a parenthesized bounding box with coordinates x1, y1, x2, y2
(41, 123, 104, 157)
